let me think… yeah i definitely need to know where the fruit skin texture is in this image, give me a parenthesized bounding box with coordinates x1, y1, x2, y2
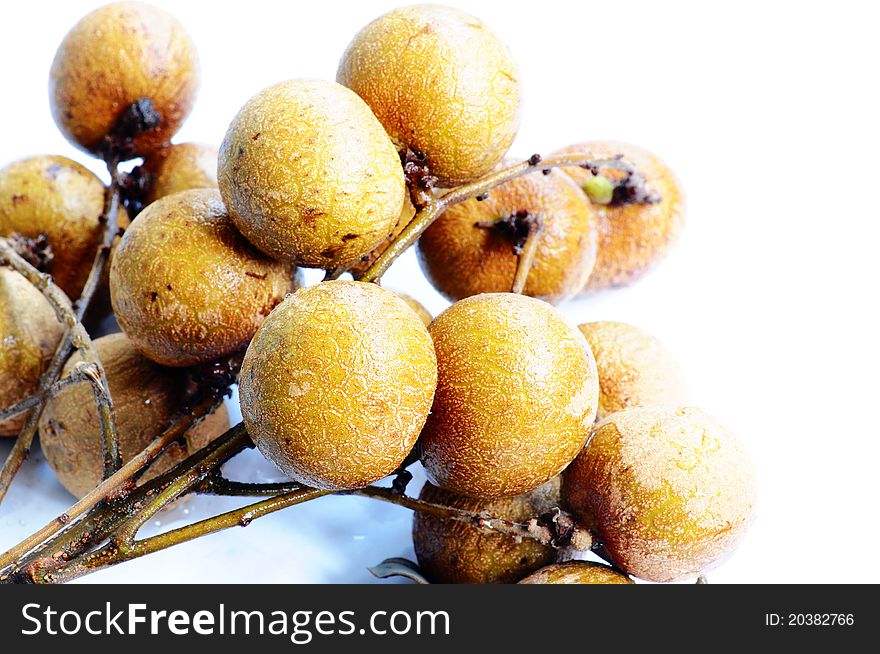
(49, 1, 199, 156)
(0, 269, 65, 436)
(562, 406, 756, 582)
(218, 79, 405, 269)
(556, 141, 685, 292)
(143, 142, 218, 204)
(578, 321, 688, 417)
(338, 4, 521, 186)
(40, 333, 230, 498)
(348, 195, 416, 277)
(518, 561, 634, 584)
(413, 479, 560, 584)
(417, 169, 598, 304)
(420, 293, 599, 499)
(239, 281, 437, 490)
(110, 189, 299, 367)
(0, 156, 109, 299)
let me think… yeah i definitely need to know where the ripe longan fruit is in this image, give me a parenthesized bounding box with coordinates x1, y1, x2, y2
(218, 79, 405, 269)
(518, 561, 633, 584)
(413, 479, 560, 584)
(49, 2, 199, 157)
(578, 321, 688, 416)
(347, 195, 416, 277)
(562, 406, 756, 582)
(417, 169, 598, 304)
(40, 333, 230, 498)
(239, 281, 437, 490)
(420, 293, 599, 499)
(0, 269, 65, 436)
(142, 142, 218, 204)
(0, 156, 114, 299)
(338, 4, 521, 186)
(556, 141, 685, 292)
(110, 189, 299, 367)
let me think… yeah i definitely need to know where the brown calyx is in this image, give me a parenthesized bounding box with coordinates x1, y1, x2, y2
(6, 232, 54, 272)
(587, 157, 662, 206)
(475, 210, 543, 255)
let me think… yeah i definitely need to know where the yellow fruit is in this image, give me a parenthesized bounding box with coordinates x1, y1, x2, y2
(562, 406, 756, 582)
(347, 195, 416, 277)
(40, 333, 230, 498)
(413, 479, 560, 584)
(338, 4, 520, 186)
(49, 1, 199, 157)
(0, 268, 65, 436)
(218, 79, 405, 269)
(0, 156, 108, 299)
(417, 169, 598, 303)
(239, 281, 437, 490)
(110, 189, 299, 366)
(518, 561, 633, 584)
(420, 293, 599, 498)
(556, 141, 685, 292)
(578, 321, 688, 416)
(143, 142, 218, 204)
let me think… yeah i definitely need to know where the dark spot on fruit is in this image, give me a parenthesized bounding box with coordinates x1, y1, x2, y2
(11, 194, 27, 205)
(238, 146, 244, 158)
(321, 247, 339, 259)
(245, 271, 267, 280)
(150, 291, 158, 302)
(166, 284, 172, 291)
(301, 206, 325, 226)
(251, 132, 261, 141)
(341, 233, 358, 241)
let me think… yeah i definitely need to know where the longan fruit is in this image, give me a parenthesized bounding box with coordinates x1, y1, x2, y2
(110, 189, 299, 367)
(239, 281, 437, 490)
(556, 141, 685, 292)
(49, 2, 199, 157)
(218, 79, 405, 269)
(40, 333, 230, 498)
(578, 321, 688, 417)
(347, 195, 416, 277)
(142, 142, 218, 204)
(562, 406, 756, 582)
(417, 169, 598, 304)
(338, 4, 521, 186)
(0, 269, 65, 436)
(0, 156, 115, 299)
(413, 479, 560, 584)
(420, 293, 599, 499)
(519, 561, 634, 584)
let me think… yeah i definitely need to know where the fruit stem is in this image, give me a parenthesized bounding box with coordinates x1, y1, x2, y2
(0, 366, 95, 423)
(356, 152, 617, 283)
(511, 218, 542, 294)
(0, 236, 121, 504)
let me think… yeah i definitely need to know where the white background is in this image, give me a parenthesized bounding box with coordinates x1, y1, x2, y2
(1, 0, 878, 584)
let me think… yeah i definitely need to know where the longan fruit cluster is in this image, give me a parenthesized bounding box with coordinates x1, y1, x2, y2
(0, 1, 754, 586)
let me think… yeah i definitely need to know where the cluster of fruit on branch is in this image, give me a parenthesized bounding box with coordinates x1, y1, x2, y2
(0, 2, 755, 584)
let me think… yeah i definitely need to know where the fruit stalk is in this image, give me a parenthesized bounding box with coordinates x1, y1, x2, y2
(356, 152, 617, 283)
(510, 218, 542, 294)
(0, 234, 121, 502)
(0, 366, 95, 423)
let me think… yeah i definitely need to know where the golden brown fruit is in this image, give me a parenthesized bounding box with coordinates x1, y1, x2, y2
(239, 281, 437, 490)
(394, 290, 432, 326)
(40, 333, 230, 498)
(49, 2, 199, 156)
(518, 561, 633, 584)
(110, 189, 299, 367)
(338, 4, 520, 186)
(413, 479, 560, 584)
(0, 156, 107, 299)
(218, 79, 405, 269)
(417, 169, 598, 304)
(0, 269, 65, 436)
(143, 142, 218, 204)
(562, 406, 756, 582)
(578, 321, 688, 417)
(556, 141, 685, 292)
(420, 293, 599, 499)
